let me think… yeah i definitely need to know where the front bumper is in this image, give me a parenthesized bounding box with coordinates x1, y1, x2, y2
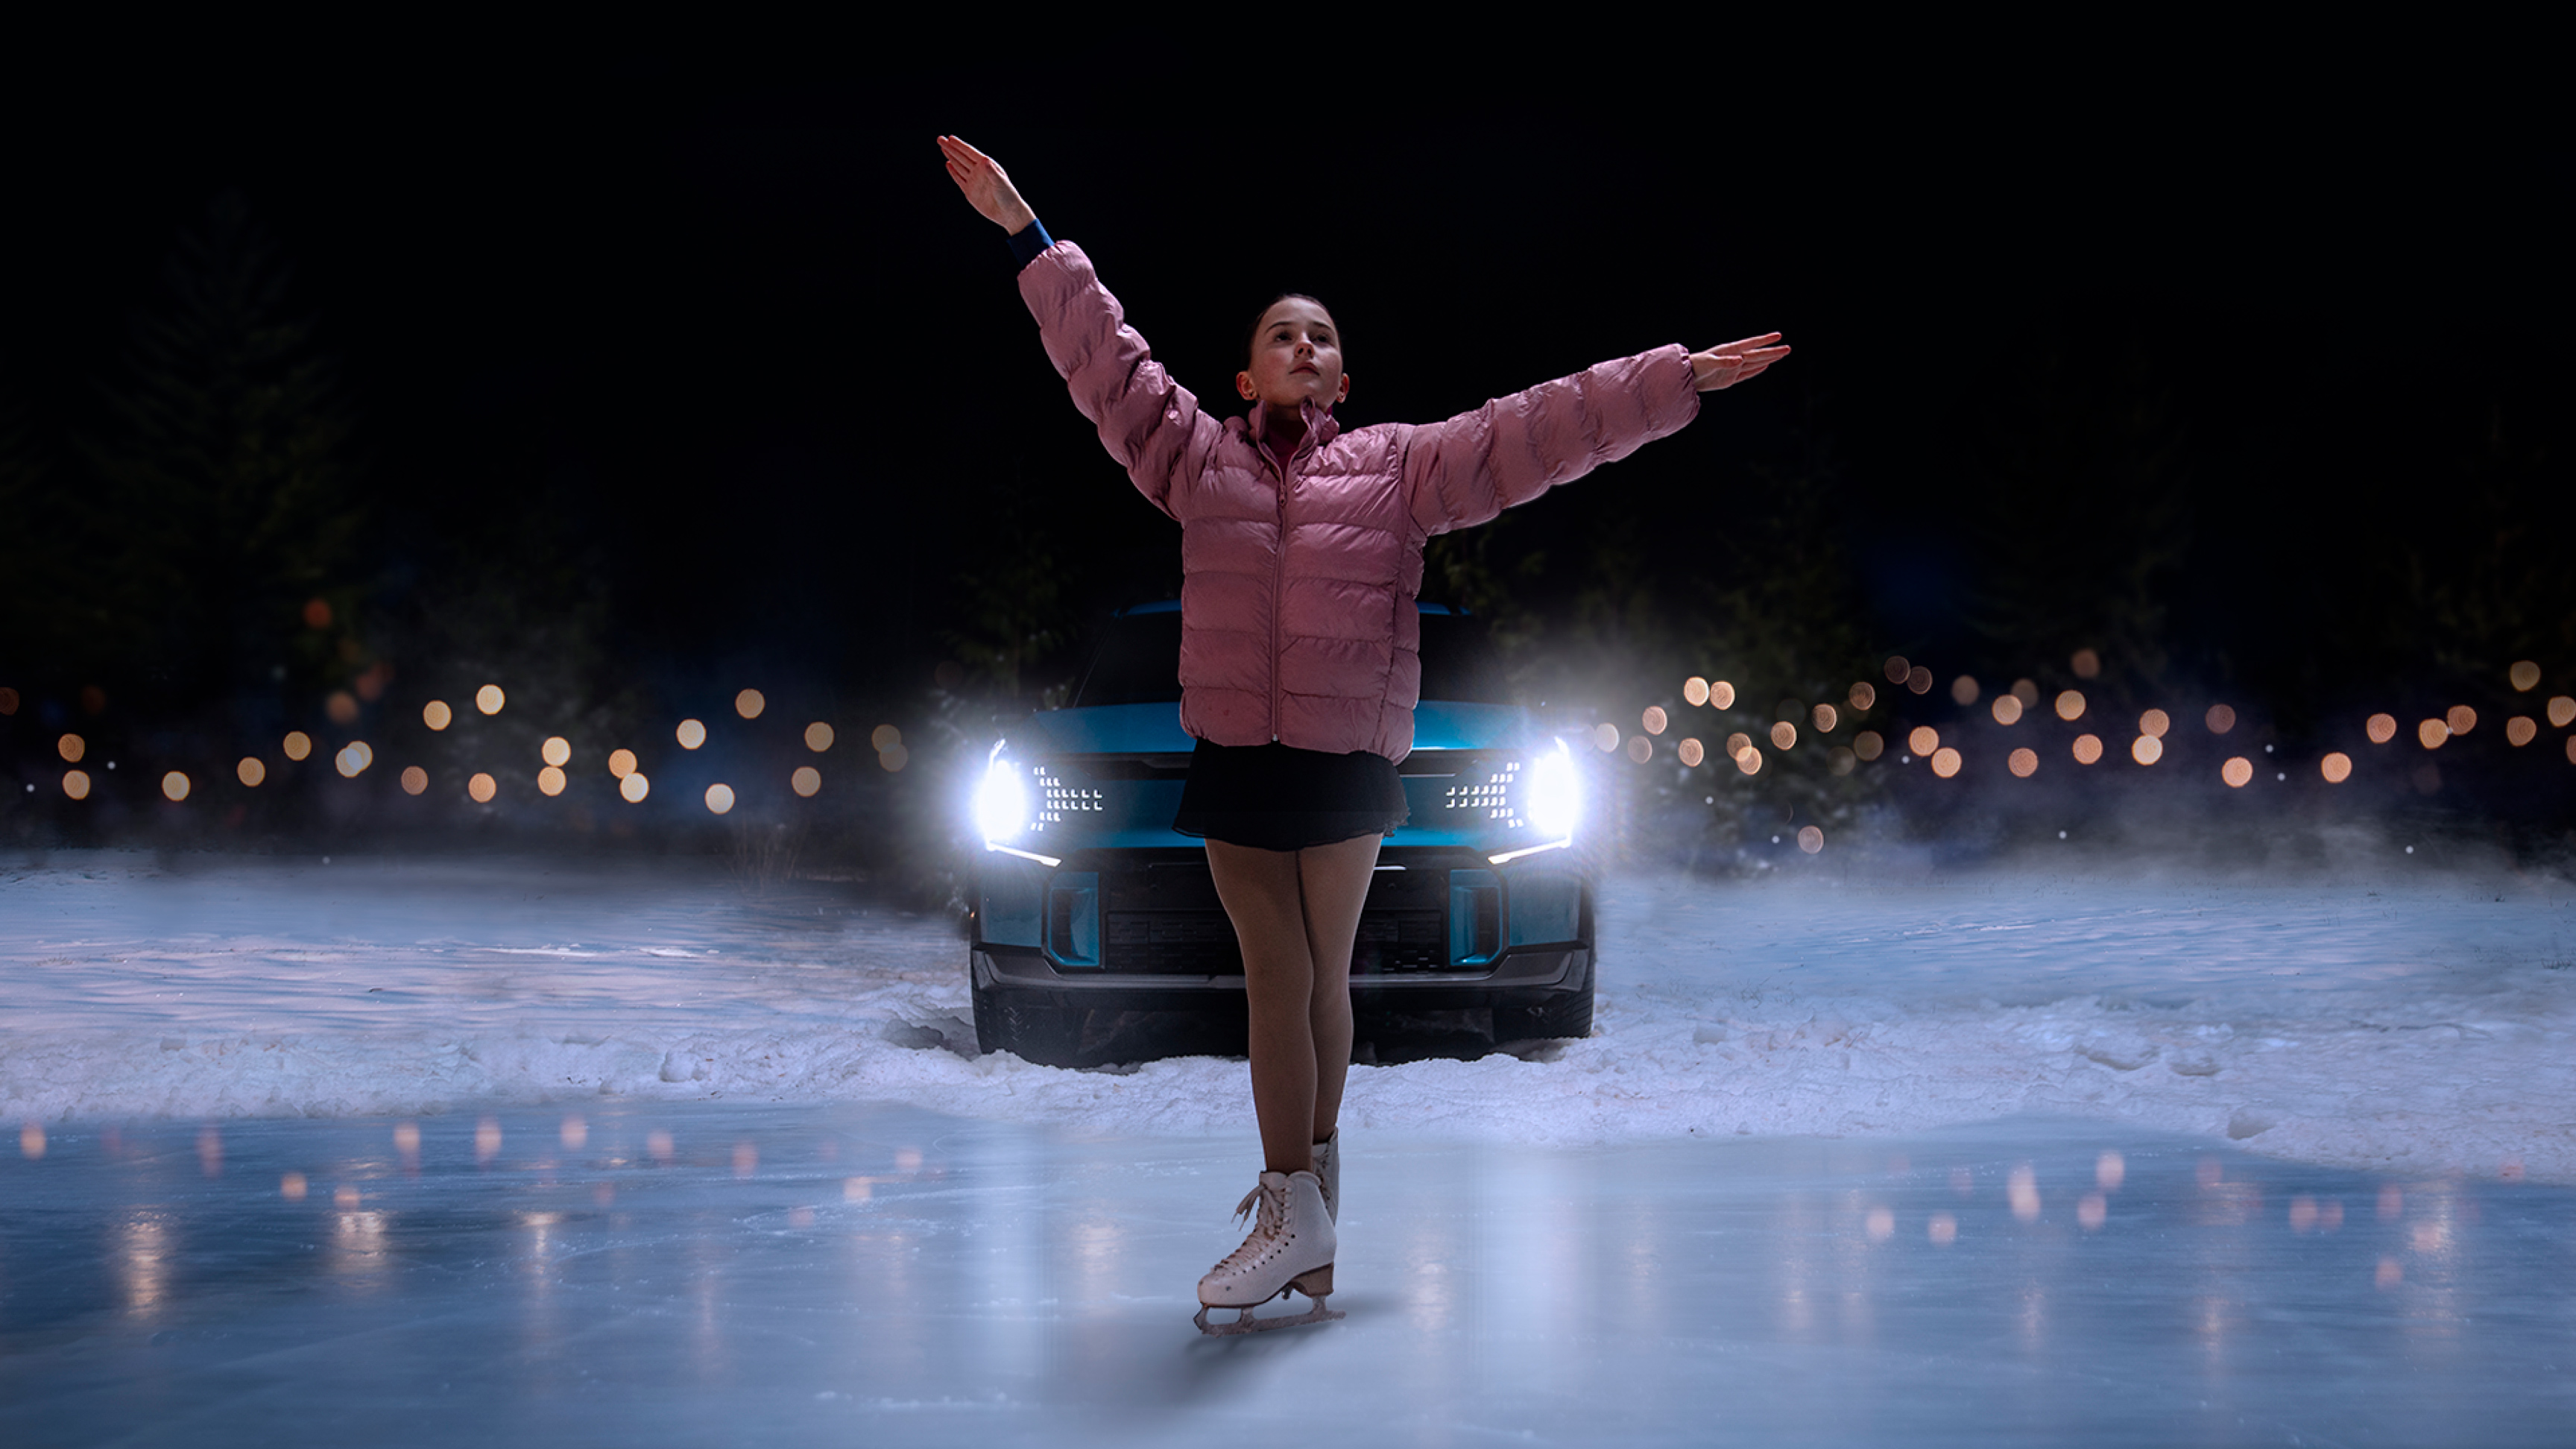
(971, 942, 1588, 1013)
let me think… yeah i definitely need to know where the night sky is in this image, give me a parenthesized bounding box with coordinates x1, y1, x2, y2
(3, 32, 2566, 734)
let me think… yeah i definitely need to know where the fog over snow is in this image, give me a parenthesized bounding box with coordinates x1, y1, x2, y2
(4, 846, 2571, 1181)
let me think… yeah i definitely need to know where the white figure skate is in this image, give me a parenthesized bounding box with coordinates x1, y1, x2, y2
(1194, 1169, 1341, 1336)
(1313, 1131, 1339, 1223)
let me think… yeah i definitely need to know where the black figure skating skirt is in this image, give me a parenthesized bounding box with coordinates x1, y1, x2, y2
(1172, 738, 1409, 852)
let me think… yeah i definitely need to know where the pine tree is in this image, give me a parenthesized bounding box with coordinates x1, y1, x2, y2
(83, 189, 363, 707)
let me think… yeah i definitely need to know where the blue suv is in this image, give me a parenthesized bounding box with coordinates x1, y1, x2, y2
(965, 602, 1597, 1065)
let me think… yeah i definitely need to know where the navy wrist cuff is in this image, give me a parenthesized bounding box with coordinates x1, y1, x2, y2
(1007, 219, 1055, 268)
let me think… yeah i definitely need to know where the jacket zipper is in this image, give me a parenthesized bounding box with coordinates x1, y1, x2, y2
(1268, 426, 1290, 742)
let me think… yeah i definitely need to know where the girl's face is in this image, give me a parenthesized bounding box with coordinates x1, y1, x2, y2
(1237, 298, 1349, 413)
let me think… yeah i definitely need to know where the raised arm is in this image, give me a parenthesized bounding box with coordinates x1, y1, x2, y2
(939, 135, 1219, 520)
(1402, 334, 1790, 536)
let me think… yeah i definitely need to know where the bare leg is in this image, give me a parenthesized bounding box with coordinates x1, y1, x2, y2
(1295, 833, 1380, 1141)
(1206, 833, 1381, 1175)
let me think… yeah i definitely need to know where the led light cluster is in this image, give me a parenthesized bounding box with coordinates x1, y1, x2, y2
(1033, 765, 1103, 832)
(1444, 762, 1523, 827)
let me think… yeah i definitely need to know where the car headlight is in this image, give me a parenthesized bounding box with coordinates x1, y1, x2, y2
(1524, 741, 1580, 839)
(973, 748, 1028, 843)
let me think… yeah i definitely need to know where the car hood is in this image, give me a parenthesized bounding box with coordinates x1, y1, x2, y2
(1018, 701, 1535, 757)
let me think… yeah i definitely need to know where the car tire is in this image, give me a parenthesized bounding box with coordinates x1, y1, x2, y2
(1492, 963, 1595, 1044)
(972, 982, 1085, 1066)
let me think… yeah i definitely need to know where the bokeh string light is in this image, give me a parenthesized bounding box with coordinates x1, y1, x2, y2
(2008, 747, 2037, 777)
(792, 766, 822, 798)
(2366, 714, 2398, 745)
(475, 684, 505, 716)
(804, 722, 835, 752)
(236, 757, 265, 788)
(2074, 734, 2103, 765)
(1682, 676, 1710, 707)
(677, 719, 707, 750)
(735, 689, 765, 720)
(423, 701, 452, 730)
(1642, 706, 1668, 736)
(1677, 738, 1705, 767)
(283, 731, 312, 761)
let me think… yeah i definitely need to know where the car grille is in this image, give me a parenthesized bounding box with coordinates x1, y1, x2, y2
(1102, 909, 1448, 975)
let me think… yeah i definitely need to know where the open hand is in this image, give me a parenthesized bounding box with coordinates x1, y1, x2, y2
(938, 135, 1037, 234)
(1690, 334, 1790, 391)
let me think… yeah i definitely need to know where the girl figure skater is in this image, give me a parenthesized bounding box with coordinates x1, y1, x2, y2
(939, 135, 1785, 1334)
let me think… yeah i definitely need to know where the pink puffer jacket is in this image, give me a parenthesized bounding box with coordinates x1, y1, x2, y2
(1020, 241, 1700, 763)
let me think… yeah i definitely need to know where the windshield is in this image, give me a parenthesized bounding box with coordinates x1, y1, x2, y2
(1070, 609, 1512, 707)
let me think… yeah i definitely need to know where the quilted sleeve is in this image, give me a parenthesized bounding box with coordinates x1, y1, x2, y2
(1017, 241, 1224, 522)
(1399, 344, 1701, 536)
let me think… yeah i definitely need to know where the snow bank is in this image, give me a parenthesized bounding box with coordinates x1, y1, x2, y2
(4, 850, 2570, 1181)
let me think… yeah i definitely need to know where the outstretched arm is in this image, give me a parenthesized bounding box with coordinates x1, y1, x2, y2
(942, 136, 1219, 520)
(939, 135, 1038, 235)
(1402, 329, 1787, 536)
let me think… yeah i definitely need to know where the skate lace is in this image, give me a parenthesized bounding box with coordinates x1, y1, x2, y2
(1213, 1179, 1287, 1273)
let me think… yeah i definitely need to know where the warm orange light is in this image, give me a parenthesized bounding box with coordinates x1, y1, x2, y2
(1708, 680, 1737, 710)
(2132, 735, 2163, 765)
(1906, 666, 1932, 695)
(1884, 655, 1910, 684)
(2321, 752, 2352, 783)
(2509, 660, 2541, 692)
(2417, 719, 2447, 749)
(1797, 826, 1823, 854)
(468, 772, 497, 804)
(734, 689, 765, 720)
(2221, 757, 2253, 788)
(608, 748, 637, 778)
(57, 733, 83, 763)
(678, 719, 707, 750)
(2010, 679, 2039, 708)
(532, 737, 566, 769)
(423, 700, 452, 730)
(537, 766, 566, 797)
(880, 744, 910, 771)
(2074, 734, 2103, 765)
(0, 686, 14, 716)
(621, 773, 650, 803)
(804, 722, 834, 752)
(1683, 677, 1711, 707)
(1726, 731, 1753, 760)
(2139, 709, 2170, 739)
(475, 684, 505, 716)
(1734, 746, 1761, 775)
(2445, 704, 2476, 736)
(1769, 721, 1797, 750)
(335, 742, 372, 777)
(2008, 747, 2037, 777)
(161, 771, 190, 802)
(2206, 703, 2237, 734)
(326, 691, 359, 727)
(2549, 696, 2576, 729)
(283, 730, 312, 761)
(1677, 738, 1705, 767)
(2507, 716, 2536, 747)
(1931, 747, 1961, 777)
(1991, 695, 2023, 725)
(1907, 726, 1939, 757)
(792, 765, 822, 797)
(1950, 675, 1980, 706)
(1811, 702, 1839, 733)
(62, 770, 90, 800)
(401, 765, 428, 795)
(1847, 681, 1876, 711)
(1626, 736, 1653, 763)
(2567, 737, 2576, 765)
(303, 597, 333, 629)
(280, 1171, 307, 1201)
(2366, 713, 2397, 744)
(705, 783, 736, 814)
(236, 757, 265, 787)
(1828, 745, 1857, 775)
(1643, 706, 1669, 736)
(2070, 648, 2100, 679)
(2055, 689, 2086, 722)
(476, 1117, 502, 1164)
(1853, 730, 1884, 762)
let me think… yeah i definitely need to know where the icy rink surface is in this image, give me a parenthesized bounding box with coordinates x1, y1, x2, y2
(2, 848, 2572, 1180)
(5, 1102, 2573, 1448)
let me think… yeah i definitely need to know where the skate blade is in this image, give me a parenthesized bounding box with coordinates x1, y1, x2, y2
(1194, 1295, 1343, 1336)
